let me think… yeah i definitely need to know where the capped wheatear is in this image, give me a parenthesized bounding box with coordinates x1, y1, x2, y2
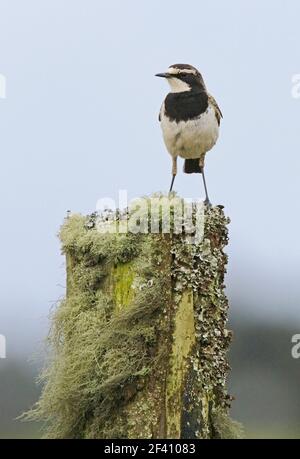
(156, 64, 222, 205)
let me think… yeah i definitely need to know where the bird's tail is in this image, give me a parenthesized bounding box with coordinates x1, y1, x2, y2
(183, 159, 202, 174)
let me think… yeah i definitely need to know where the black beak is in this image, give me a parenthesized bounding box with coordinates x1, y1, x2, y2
(155, 73, 170, 78)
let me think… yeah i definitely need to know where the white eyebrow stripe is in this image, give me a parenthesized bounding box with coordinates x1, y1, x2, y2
(167, 67, 197, 75)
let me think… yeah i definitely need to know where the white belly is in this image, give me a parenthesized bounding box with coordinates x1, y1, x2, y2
(160, 104, 219, 159)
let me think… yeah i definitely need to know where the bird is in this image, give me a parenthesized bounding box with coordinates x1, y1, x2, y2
(156, 64, 222, 205)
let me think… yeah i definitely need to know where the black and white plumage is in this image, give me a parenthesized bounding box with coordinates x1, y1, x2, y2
(156, 64, 222, 204)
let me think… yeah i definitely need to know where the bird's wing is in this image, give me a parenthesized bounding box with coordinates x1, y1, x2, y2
(158, 102, 164, 122)
(208, 94, 223, 125)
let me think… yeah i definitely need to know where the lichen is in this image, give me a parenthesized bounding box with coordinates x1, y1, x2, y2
(168, 205, 235, 439)
(23, 196, 242, 439)
(23, 213, 171, 439)
(211, 407, 244, 439)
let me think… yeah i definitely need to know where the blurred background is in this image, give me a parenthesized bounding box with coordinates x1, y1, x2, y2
(0, 0, 299, 439)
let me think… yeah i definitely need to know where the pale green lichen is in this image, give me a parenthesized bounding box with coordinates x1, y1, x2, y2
(24, 196, 242, 439)
(24, 213, 170, 439)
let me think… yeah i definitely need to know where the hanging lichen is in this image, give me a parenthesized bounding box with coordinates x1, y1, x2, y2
(23, 195, 243, 439)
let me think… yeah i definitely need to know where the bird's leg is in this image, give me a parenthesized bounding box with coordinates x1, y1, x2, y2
(199, 159, 211, 207)
(169, 157, 177, 193)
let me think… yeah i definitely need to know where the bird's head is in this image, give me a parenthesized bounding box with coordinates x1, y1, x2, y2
(156, 64, 206, 93)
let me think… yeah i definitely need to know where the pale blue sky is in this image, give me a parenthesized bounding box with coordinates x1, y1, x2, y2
(0, 0, 300, 356)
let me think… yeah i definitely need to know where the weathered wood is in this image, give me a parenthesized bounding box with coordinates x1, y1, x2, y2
(27, 198, 242, 439)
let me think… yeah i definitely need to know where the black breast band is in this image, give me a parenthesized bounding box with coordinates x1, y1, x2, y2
(164, 90, 209, 123)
